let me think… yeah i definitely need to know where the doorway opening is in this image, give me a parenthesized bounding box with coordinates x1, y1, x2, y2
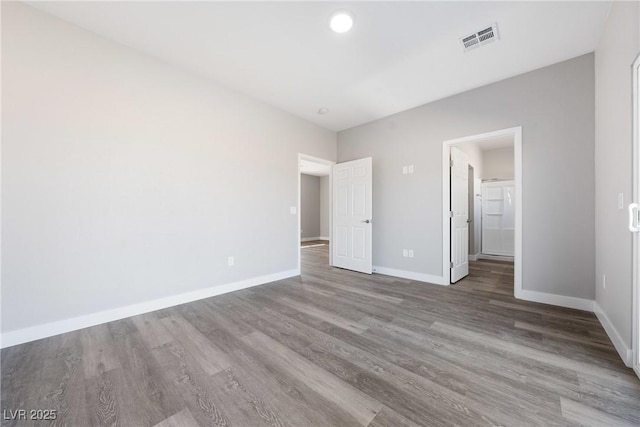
(298, 154, 334, 272)
(442, 127, 522, 297)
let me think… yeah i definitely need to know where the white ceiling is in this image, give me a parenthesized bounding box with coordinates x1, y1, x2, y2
(27, 1, 612, 132)
(300, 159, 331, 177)
(458, 134, 514, 152)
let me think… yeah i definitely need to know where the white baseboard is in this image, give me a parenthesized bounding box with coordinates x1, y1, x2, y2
(593, 301, 633, 367)
(0, 269, 299, 349)
(373, 266, 445, 285)
(515, 290, 634, 367)
(478, 254, 515, 262)
(516, 289, 594, 312)
(469, 253, 481, 261)
(301, 236, 328, 242)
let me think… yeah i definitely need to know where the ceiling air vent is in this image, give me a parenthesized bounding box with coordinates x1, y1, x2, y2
(460, 23, 499, 52)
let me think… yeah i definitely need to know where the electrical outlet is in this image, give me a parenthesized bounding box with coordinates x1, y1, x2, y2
(403, 249, 408, 257)
(408, 249, 414, 258)
(228, 256, 234, 266)
(602, 274, 606, 289)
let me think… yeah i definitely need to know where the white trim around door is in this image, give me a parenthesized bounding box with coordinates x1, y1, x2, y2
(441, 127, 523, 297)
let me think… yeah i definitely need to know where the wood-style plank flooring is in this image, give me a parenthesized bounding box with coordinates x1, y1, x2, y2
(2, 245, 639, 426)
(300, 240, 329, 248)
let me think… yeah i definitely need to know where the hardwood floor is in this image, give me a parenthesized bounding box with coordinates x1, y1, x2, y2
(300, 240, 329, 248)
(2, 246, 639, 426)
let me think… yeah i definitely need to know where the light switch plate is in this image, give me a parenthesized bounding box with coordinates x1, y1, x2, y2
(290, 206, 297, 214)
(618, 193, 624, 210)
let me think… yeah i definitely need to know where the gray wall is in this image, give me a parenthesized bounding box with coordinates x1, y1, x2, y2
(338, 54, 595, 299)
(320, 176, 330, 239)
(595, 1, 639, 350)
(301, 174, 321, 239)
(482, 147, 514, 180)
(2, 3, 336, 334)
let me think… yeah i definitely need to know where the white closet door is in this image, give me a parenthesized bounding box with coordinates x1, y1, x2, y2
(482, 180, 515, 256)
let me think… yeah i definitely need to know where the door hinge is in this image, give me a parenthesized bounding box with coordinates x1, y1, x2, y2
(449, 211, 453, 218)
(450, 262, 454, 268)
(450, 159, 454, 167)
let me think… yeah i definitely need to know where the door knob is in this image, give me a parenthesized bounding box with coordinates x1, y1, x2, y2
(362, 219, 371, 224)
(466, 219, 472, 223)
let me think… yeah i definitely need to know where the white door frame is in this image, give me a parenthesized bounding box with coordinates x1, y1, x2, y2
(441, 126, 522, 295)
(631, 53, 640, 377)
(298, 153, 334, 274)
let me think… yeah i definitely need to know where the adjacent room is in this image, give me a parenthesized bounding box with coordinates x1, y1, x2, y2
(2, 1, 640, 426)
(299, 157, 331, 252)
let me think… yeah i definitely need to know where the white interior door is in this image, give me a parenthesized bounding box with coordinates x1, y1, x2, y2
(631, 54, 640, 378)
(332, 157, 372, 274)
(450, 147, 469, 283)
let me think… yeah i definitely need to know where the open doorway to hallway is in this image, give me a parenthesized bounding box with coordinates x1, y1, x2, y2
(298, 154, 333, 269)
(442, 127, 522, 297)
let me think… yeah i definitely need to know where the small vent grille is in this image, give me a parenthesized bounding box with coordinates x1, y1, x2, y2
(462, 34, 479, 50)
(477, 27, 495, 42)
(460, 23, 499, 52)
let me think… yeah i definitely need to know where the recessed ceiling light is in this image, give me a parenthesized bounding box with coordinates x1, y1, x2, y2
(317, 108, 330, 115)
(329, 10, 354, 33)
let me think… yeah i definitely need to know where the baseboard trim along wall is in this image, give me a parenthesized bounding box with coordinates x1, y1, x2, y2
(517, 289, 595, 312)
(593, 302, 633, 368)
(478, 254, 515, 262)
(372, 266, 445, 285)
(0, 269, 299, 349)
(300, 236, 330, 242)
(4, 264, 630, 368)
(515, 290, 634, 366)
